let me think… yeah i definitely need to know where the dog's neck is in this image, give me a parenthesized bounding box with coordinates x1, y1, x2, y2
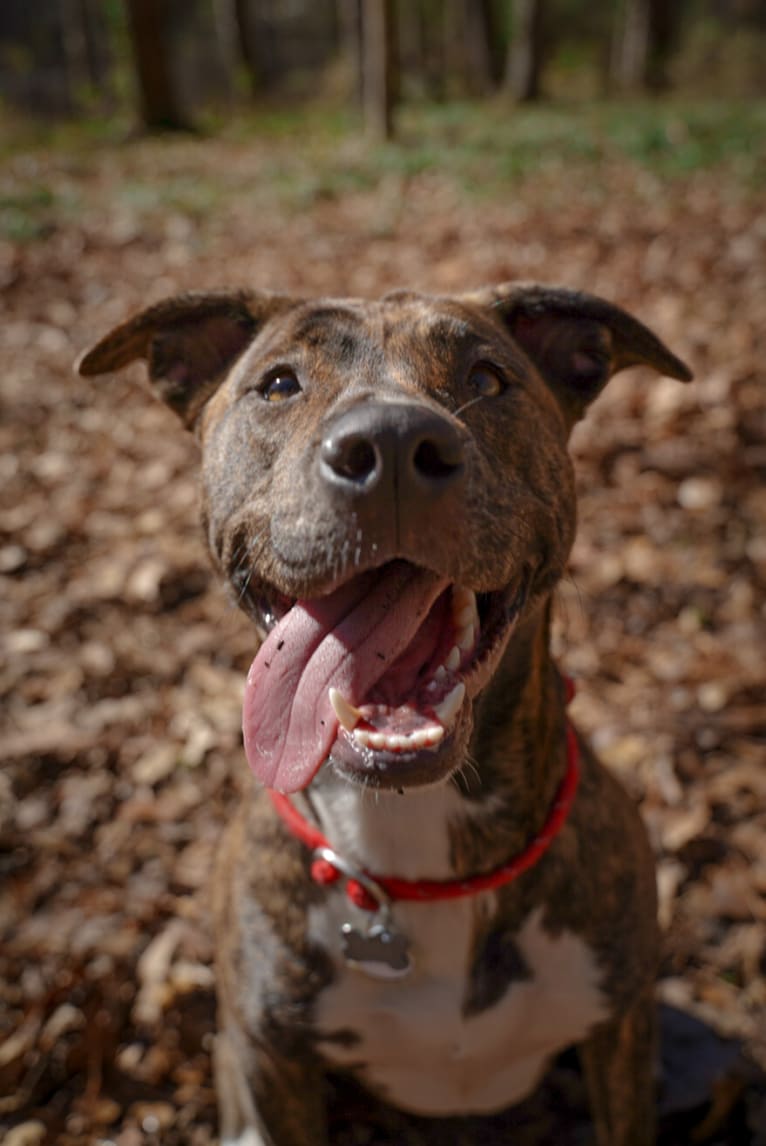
(303, 598, 570, 884)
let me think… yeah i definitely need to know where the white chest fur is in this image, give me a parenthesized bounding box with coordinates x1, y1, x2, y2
(307, 785, 608, 1117)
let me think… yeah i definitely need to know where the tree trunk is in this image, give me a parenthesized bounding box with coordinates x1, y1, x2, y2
(210, 0, 240, 99)
(59, 0, 89, 107)
(233, 0, 260, 95)
(645, 0, 682, 92)
(124, 0, 192, 131)
(505, 0, 546, 103)
(361, 0, 397, 141)
(60, 0, 114, 108)
(610, 0, 651, 93)
(0, 0, 71, 115)
(339, 0, 364, 106)
(80, 0, 114, 104)
(443, 0, 497, 96)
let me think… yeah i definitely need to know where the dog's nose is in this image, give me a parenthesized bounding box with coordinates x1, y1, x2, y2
(320, 401, 465, 498)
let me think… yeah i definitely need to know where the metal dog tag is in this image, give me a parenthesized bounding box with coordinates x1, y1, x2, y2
(312, 846, 413, 979)
(341, 919, 412, 980)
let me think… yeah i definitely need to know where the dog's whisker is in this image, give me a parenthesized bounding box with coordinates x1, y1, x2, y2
(453, 393, 488, 420)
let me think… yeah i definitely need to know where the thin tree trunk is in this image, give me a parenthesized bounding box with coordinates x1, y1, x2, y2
(59, 0, 89, 110)
(443, 0, 495, 97)
(463, 0, 501, 93)
(210, 0, 239, 100)
(233, 0, 260, 95)
(645, 0, 680, 92)
(339, 0, 364, 107)
(610, 0, 651, 93)
(81, 0, 114, 105)
(361, 0, 397, 141)
(505, 0, 546, 103)
(125, 0, 192, 131)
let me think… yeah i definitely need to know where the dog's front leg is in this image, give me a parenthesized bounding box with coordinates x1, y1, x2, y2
(214, 1026, 328, 1146)
(578, 988, 657, 1146)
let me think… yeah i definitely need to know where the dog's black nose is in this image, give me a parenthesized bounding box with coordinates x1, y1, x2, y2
(320, 401, 465, 498)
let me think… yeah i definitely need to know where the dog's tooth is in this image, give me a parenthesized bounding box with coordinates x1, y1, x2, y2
(434, 682, 465, 727)
(433, 665, 448, 683)
(452, 587, 475, 617)
(329, 688, 362, 732)
(355, 722, 449, 753)
(457, 625, 474, 652)
(455, 605, 475, 628)
(445, 646, 461, 671)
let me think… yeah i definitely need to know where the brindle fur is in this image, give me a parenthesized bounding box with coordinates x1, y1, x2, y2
(79, 283, 692, 1146)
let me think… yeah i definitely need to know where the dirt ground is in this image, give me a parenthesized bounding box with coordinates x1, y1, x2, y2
(1, 115, 765, 1144)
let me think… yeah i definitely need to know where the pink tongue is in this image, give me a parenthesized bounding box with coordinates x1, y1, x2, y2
(242, 563, 448, 792)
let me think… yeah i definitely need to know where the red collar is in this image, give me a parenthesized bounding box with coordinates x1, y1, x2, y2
(269, 687, 579, 913)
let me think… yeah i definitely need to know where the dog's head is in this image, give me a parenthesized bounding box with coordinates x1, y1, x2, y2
(79, 284, 691, 794)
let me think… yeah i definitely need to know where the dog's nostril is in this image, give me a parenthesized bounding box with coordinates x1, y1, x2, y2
(413, 439, 462, 481)
(330, 437, 378, 483)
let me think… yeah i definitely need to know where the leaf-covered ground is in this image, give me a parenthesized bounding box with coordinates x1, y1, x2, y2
(1, 104, 765, 1145)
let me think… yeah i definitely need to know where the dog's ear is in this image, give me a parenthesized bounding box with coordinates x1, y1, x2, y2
(77, 291, 296, 427)
(463, 283, 692, 423)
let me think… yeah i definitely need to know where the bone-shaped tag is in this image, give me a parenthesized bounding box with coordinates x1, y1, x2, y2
(341, 922, 412, 980)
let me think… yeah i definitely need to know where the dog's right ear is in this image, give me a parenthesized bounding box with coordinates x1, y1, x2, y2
(76, 291, 296, 428)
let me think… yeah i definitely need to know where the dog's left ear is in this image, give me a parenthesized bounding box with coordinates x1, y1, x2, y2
(77, 291, 296, 427)
(463, 283, 692, 424)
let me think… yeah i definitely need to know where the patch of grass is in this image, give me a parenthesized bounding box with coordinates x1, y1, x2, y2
(117, 176, 224, 219)
(256, 98, 765, 206)
(596, 101, 765, 176)
(390, 99, 765, 186)
(0, 184, 56, 241)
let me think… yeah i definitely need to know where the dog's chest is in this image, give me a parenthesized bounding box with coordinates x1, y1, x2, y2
(307, 788, 608, 1117)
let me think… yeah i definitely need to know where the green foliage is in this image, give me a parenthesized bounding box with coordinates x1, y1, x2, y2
(0, 184, 56, 241)
(342, 100, 766, 194)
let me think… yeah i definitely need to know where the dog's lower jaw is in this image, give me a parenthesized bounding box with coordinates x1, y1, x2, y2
(326, 702, 472, 791)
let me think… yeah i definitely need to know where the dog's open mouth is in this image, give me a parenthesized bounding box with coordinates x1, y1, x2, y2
(242, 560, 524, 793)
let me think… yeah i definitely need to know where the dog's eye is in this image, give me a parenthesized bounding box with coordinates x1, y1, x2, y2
(468, 364, 504, 398)
(260, 369, 301, 402)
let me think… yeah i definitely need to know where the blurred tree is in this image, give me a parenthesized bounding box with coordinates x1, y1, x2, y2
(609, 0, 685, 92)
(60, 0, 114, 108)
(396, 0, 433, 99)
(0, 0, 73, 115)
(124, 0, 192, 131)
(223, 1, 339, 101)
(231, 0, 260, 94)
(443, 0, 502, 96)
(505, 0, 547, 101)
(339, 0, 364, 104)
(610, 0, 650, 91)
(167, 0, 232, 111)
(361, 0, 397, 139)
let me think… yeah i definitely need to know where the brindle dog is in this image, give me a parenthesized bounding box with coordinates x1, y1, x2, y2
(79, 284, 692, 1146)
